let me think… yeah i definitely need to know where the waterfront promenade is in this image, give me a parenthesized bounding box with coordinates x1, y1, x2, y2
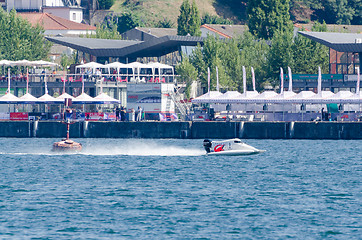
(0, 121, 361, 139)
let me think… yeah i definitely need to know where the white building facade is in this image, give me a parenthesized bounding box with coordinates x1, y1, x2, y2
(6, 0, 83, 23)
(42, 6, 83, 23)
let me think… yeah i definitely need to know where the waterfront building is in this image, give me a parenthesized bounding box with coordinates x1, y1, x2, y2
(285, 31, 362, 93)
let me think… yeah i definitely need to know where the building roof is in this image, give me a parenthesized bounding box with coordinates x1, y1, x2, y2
(18, 12, 96, 31)
(135, 27, 178, 38)
(295, 24, 362, 33)
(46, 35, 204, 58)
(201, 24, 248, 38)
(45, 37, 140, 56)
(121, 27, 178, 42)
(298, 31, 362, 52)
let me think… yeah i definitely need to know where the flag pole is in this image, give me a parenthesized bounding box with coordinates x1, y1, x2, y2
(7, 68, 10, 94)
(207, 67, 210, 93)
(251, 67, 256, 91)
(288, 66, 293, 92)
(216, 66, 219, 92)
(26, 67, 29, 94)
(242, 66, 246, 94)
(280, 67, 284, 94)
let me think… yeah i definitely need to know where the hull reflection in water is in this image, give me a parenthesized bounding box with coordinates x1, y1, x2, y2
(203, 138, 265, 156)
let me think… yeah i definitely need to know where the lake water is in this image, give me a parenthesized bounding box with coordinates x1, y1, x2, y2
(0, 138, 360, 239)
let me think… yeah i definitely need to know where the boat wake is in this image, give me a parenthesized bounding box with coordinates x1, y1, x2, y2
(81, 140, 204, 156)
(0, 139, 205, 156)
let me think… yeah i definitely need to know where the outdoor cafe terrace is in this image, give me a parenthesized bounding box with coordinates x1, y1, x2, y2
(0, 61, 176, 84)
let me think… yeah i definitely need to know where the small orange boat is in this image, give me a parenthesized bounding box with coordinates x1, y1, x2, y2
(52, 118, 82, 152)
(52, 138, 82, 152)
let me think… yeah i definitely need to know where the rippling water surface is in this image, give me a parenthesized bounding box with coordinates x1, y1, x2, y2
(0, 138, 360, 239)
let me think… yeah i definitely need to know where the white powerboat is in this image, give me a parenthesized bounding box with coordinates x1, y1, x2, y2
(203, 138, 265, 156)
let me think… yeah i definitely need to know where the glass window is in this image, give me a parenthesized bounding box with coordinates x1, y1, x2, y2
(330, 49, 337, 64)
(330, 63, 337, 74)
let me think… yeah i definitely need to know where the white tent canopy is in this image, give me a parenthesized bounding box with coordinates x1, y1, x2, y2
(93, 92, 120, 104)
(75, 62, 109, 74)
(246, 91, 278, 103)
(148, 62, 174, 80)
(191, 89, 362, 104)
(31, 60, 58, 67)
(105, 62, 128, 70)
(56, 93, 75, 101)
(19, 93, 38, 103)
(73, 92, 96, 104)
(148, 62, 173, 69)
(286, 91, 316, 103)
(0, 93, 20, 103)
(341, 92, 362, 104)
(192, 91, 223, 103)
(210, 91, 242, 103)
(322, 90, 354, 103)
(0, 60, 13, 66)
(304, 91, 335, 104)
(269, 91, 297, 103)
(9, 59, 33, 66)
(37, 93, 62, 104)
(127, 62, 149, 69)
(232, 91, 260, 103)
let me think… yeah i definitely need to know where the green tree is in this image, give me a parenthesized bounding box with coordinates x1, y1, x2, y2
(334, 0, 354, 24)
(0, 9, 50, 61)
(84, 24, 122, 39)
(221, 31, 269, 91)
(177, 0, 201, 36)
(175, 55, 198, 98)
(247, 0, 293, 39)
(115, 12, 143, 34)
(189, 44, 207, 85)
(188, 33, 269, 92)
(156, 18, 174, 28)
(292, 21, 329, 74)
(188, 0, 201, 36)
(98, 0, 115, 10)
(177, 0, 191, 35)
(60, 53, 75, 71)
(267, 29, 294, 86)
(201, 13, 233, 25)
(302, 0, 361, 25)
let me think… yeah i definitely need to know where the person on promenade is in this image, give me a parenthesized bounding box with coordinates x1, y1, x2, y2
(130, 108, 135, 121)
(136, 106, 142, 121)
(95, 68, 102, 80)
(120, 106, 126, 121)
(64, 108, 73, 121)
(40, 70, 45, 81)
(115, 106, 120, 121)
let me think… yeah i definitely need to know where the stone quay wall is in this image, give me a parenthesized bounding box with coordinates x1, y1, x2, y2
(0, 121, 361, 139)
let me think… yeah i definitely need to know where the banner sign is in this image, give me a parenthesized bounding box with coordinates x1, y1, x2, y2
(283, 74, 343, 80)
(104, 113, 116, 121)
(85, 112, 104, 121)
(10, 112, 28, 121)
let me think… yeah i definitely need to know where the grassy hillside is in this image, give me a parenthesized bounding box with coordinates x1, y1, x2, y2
(110, 0, 247, 27)
(107, 0, 361, 27)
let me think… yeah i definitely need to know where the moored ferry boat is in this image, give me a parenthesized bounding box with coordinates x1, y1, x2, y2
(203, 138, 265, 156)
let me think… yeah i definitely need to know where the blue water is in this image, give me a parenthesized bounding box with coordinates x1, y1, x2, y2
(0, 138, 360, 239)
